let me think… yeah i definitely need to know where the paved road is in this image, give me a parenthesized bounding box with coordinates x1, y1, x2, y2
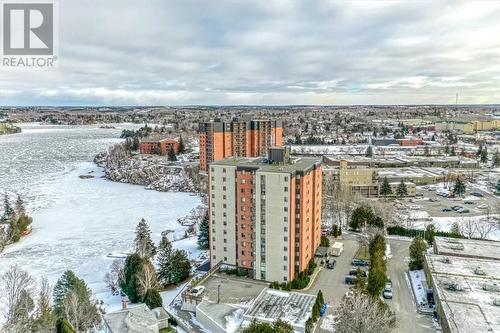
(309, 234, 435, 333)
(387, 238, 434, 333)
(307, 236, 360, 307)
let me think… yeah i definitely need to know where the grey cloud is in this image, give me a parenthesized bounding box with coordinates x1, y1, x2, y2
(1, 0, 500, 105)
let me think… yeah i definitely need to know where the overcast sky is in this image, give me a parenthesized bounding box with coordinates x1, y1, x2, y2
(1, 0, 500, 106)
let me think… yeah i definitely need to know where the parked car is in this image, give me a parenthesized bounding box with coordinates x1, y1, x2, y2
(471, 192, 484, 197)
(452, 206, 463, 211)
(464, 201, 475, 205)
(478, 204, 489, 209)
(349, 269, 368, 277)
(191, 286, 206, 297)
(416, 193, 424, 197)
(345, 276, 357, 285)
(458, 208, 470, 214)
(383, 288, 393, 299)
(429, 198, 439, 202)
(442, 207, 452, 212)
(351, 259, 369, 266)
(326, 261, 336, 269)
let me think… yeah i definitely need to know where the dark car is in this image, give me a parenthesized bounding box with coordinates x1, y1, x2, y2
(326, 261, 335, 269)
(442, 207, 452, 212)
(351, 259, 369, 266)
(349, 269, 368, 277)
(471, 192, 484, 197)
(345, 276, 357, 284)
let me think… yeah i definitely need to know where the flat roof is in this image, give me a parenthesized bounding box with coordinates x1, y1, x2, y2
(211, 156, 321, 174)
(434, 237, 500, 261)
(426, 244, 500, 333)
(243, 288, 316, 329)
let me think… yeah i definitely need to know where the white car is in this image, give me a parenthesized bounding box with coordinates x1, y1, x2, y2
(478, 204, 489, 209)
(191, 286, 205, 297)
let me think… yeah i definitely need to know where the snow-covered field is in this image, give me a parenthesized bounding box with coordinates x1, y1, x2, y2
(0, 124, 202, 311)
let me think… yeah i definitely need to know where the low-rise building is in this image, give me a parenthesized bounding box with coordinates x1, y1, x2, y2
(103, 303, 170, 333)
(424, 237, 500, 333)
(140, 137, 179, 156)
(241, 288, 317, 333)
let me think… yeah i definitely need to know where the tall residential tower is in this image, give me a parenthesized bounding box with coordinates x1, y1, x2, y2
(208, 148, 322, 282)
(199, 119, 283, 172)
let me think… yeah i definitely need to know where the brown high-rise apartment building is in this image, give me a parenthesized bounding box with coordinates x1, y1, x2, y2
(199, 119, 283, 172)
(208, 147, 322, 282)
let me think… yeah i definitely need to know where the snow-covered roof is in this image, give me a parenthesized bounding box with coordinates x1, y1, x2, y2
(243, 288, 316, 330)
(434, 237, 500, 261)
(425, 253, 500, 333)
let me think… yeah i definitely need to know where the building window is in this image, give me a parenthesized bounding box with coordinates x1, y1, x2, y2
(284, 186, 288, 192)
(223, 195, 226, 200)
(241, 179, 246, 184)
(284, 207, 288, 212)
(224, 247, 227, 252)
(223, 168, 226, 173)
(223, 177, 226, 182)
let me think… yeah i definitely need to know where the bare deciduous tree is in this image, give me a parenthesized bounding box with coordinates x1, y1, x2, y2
(104, 259, 124, 294)
(0, 265, 35, 324)
(137, 261, 159, 298)
(336, 291, 397, 333)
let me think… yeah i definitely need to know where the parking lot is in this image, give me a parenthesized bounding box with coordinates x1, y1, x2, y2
(310, 234, 434, 333)
(405, 186, 498, 218)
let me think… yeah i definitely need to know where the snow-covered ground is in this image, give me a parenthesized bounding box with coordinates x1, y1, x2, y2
(0, 124, 202, 312)
(0, 164, 201, 309)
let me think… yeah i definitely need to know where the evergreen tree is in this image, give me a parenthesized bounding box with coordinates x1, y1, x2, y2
(365, 146, 373, 157)
(379, 177, 392, 196)
(134, 218, 157, 259)
(480, 148, 488, 163)
(168, 145, 177, 161)
(450, 222, 462, 238)
(496, 179, 500, 194)
(425, 224, 436, 245)
(367, 233, 387, 298)
(396, 180, 407, 197)
(53, 270, 101, 332)
(156, 234, 173, 286)
(178, 136, 185, 154)
(354, 268, 367, 291)
(56, 318, 76, 333)
(14, 194, 26, 218)
(453, 178, 466, 197)
(197, 212, 209, 249)
(1, 193, 14, 223)
(120, 253, 143, 303)
(143, 288, 163, 309)
(169, 249, 191, 284)
(450, 146, 456, 156)
(132, 136, 140, 151)
(492, 150, 500, 167)
(32, 279, 57, 333)
(477, 144, 483, 158)
(317, 290, 324, 305)
(409, 236, 427, 270)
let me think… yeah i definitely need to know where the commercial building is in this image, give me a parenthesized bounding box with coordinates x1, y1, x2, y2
(199, 118, 283, 171)
(424, 237, 500, 333)
(139, 137, 179, 156)
(435, 119, 500, 134)
(208, 147, 322, 282)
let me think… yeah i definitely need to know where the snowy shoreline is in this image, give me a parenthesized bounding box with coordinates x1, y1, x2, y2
(0, 162, 203, 312)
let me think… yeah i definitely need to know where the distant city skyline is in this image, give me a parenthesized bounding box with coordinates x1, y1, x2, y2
(1, 0, 500, 106)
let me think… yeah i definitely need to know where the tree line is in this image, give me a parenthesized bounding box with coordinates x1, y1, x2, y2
(1, 194, 33, 252)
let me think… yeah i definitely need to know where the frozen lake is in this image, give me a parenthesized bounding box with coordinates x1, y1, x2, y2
(0, 124, 201, 308)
